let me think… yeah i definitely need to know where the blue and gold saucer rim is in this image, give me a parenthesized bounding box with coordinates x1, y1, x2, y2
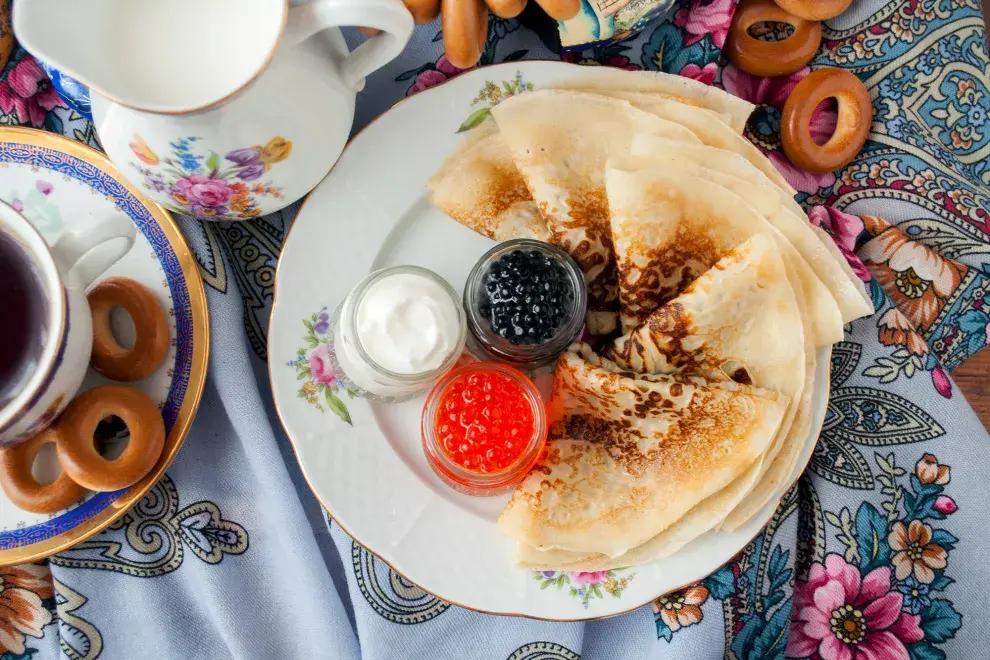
(0, 126, 209, 566)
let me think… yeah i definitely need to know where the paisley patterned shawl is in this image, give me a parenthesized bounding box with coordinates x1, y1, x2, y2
(3, 0, 988, 657)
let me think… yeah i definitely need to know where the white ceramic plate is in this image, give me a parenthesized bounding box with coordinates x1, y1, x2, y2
(0, 128, 209, 566)
(269, 61, 828, 620)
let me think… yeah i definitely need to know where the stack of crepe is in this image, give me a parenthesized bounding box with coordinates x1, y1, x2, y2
(428, 69, 874, 570)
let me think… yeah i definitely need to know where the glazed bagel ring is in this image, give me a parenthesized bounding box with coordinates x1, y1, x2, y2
(781, 67, 873, 174)
(773, 0, 853, 21)
(724, 0, 822, 78)
(442, 0, 489, 69)
(0, 428, 88, 514)
(56, 385, 166, 492)
(88, 277, 169, 382)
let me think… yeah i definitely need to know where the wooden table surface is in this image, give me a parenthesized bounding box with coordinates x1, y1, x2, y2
(953, 351, 990, 429)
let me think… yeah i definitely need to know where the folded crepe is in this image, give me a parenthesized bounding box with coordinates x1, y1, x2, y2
(719, 303, 817, 532)
(606, 162, 844, 345)
(518, 236, 807, 570)
(497, 343, 789, 558)
(428, 91, 769, 249)
(490, 90, 703, 334)
(428, 83, 765, 284)
(557, 86, 737, 130)
(631, 134, 874, 323)
(518, 457, 762, 570)
(632, 132, 805, 216)
(606, 234, 804, 390)
(427, 120, 550, 242)
(606, 231, 818, 534)
(551, 68, 755, 134)
(560, 90, 795, 197)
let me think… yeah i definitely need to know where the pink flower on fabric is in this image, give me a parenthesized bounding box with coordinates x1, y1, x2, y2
(931, 366, 952, 399)
(572, 571, 608, 585)
(309, 344, 337, 386)
(722, 64, 839, 194)
(0, 56, 66, 127)
(679, 62, 718, 86)
(808, 206, 872, 282)
(787, 554, 924, 660)
(765, 151, 837, 195)
(723, 63, 804, 107)
(175, 174, 233, 208)
(409, 56, 468, 96)
(674, 0, 735, 48)
(601, 55, 640, 71)
(933, 495, 957, 515)
(561, 52, 641, 71)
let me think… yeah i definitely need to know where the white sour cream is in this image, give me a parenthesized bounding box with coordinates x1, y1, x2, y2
(331, 267, 466, 401)
(356, 273, 460, 374)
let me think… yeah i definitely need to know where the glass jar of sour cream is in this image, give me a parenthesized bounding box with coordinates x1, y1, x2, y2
(329, 266, 467, 403)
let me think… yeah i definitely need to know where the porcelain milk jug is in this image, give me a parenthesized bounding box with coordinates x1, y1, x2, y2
(14, 0, 414, 221)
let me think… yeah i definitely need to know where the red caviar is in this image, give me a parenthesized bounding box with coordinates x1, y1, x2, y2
(434, 371, 535, 473)
(422, 363, 547, 496)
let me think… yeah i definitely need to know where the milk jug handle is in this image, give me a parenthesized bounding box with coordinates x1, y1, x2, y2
(51, 215, 136, 291)
(286, 0, 414, 91)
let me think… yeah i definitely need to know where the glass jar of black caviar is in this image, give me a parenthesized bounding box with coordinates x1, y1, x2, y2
(463, 239, 587, 371)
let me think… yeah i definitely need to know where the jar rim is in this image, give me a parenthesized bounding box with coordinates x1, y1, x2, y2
(342, 265, 467, 383)
(421, 362, 548, 493)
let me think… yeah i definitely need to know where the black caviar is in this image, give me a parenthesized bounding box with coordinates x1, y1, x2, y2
(479, 249, 574, 345)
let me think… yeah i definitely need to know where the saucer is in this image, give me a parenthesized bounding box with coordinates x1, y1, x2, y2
(0, 127, 209, 566)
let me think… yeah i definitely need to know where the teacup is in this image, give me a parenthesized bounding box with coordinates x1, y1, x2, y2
(0, 199, 135, 447)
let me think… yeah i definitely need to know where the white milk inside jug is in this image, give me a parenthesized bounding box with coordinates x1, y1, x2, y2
(104, 0, 283, 109)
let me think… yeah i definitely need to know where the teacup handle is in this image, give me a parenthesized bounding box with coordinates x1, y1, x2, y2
(51, 215, 136, 290)
(285, 0, 414, 91)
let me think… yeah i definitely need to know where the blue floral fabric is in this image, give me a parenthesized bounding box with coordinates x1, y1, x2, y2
(1, 0, 989, 658)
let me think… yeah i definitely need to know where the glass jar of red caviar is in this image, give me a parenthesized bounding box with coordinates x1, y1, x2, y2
(421, 363, 547, 496)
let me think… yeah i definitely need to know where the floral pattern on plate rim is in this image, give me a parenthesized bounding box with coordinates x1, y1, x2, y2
(533, 569, 635, 608)
(457, 71, 534, 133)
(128, 134, 291, 220)
(287, 306, 352, 425)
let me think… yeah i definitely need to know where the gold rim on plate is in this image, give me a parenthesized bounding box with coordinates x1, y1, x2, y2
(0, 126, 210, 567)
(267, 61, 828, 621)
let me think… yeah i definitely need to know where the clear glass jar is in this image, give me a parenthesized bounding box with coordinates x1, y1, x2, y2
(463, 239, 587, 373)
(329, 266, 467, 403)
(421, 363, 547, 496)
